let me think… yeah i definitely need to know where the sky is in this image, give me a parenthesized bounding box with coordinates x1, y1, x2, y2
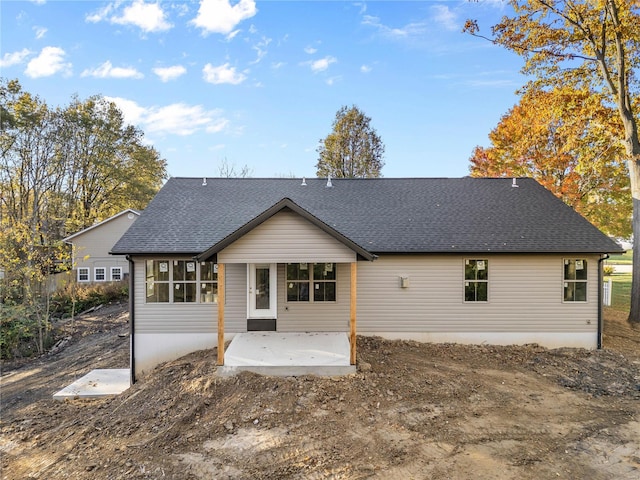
(1, 0, 527, 179)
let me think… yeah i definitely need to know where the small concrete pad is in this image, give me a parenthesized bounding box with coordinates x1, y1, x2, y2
(53, 369, 130, 400)
(219, 332, 356, 377)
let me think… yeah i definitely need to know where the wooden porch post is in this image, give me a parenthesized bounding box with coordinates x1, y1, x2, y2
(350, 261, 357, 365)
(217, 263, 225, 365)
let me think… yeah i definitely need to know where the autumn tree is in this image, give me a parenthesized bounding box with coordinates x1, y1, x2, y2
(316, 105, 385, 178)
(465, 1, 640, 324)
(0, 78, 167, 355)
(469, 85, 631, 237)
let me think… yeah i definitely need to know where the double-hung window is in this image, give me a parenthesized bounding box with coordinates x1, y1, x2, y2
(287, 263, 336, 302)
(95, 267, 106, 282)
(464, 259, 488, 302)
(78, 267, 90, 282)
(145, 260, 217, 303)
(564, 259, 587, 302)
(111, 267, 122, 281)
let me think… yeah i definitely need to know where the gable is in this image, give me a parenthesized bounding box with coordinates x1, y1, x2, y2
(218, 211, 356, 263)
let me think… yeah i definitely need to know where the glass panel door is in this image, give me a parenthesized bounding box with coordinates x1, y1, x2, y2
(248, 263, 277, 319)
(255, 266, 270, 310)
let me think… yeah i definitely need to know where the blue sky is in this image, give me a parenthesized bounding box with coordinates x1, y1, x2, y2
(1, 0, 526, 178)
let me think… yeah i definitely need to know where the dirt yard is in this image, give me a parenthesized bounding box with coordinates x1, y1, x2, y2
(1, 304, 639, 479)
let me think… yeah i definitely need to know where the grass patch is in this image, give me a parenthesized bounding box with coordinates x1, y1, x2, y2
(606, 250, 633, 265)
(605, 273, 631, 313)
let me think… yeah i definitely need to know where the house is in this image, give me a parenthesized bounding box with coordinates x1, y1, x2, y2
(64, 209, 140, 283)
(111, 177, 623, 380)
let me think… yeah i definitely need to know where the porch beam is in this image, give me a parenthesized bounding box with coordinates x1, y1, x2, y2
(350, 261, 357, 365)
(217, 263, 225, 365)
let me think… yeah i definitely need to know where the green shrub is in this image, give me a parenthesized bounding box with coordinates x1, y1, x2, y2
(0, 304, 56, 360)
(51, 280, 128, 317)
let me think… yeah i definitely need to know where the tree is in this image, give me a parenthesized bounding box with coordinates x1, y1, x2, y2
(469, 85, 631, 237)
(464, 1, 640, 324)
(316, 105, 385, 178)
(0, 78, 167, 355)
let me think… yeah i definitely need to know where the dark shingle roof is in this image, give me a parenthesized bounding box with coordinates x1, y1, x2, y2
(111, 177, 623, 256)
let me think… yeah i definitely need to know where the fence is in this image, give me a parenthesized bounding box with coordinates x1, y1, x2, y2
(603, 278, 612, 307)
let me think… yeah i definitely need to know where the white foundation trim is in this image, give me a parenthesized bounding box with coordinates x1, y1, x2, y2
(134, 333, 236, 377)
(363, 331, 597, 350)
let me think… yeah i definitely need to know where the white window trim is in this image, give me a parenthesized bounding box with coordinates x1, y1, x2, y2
(94, 267, 107, 282)
(111, 267, 123, 281)
(463, 259, 489, 303)
(286, 262, 338, 303)
(563, 258, 588, 303)
(145, 260, 218, 304)
(78, 267, 90, 282)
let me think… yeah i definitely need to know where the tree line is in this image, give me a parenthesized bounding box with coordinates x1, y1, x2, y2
(1, 78, 167, 305)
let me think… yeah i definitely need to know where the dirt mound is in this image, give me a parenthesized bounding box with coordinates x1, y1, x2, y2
(1, 308, 639, 479)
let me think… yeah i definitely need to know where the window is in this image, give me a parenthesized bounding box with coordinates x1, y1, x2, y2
(464, 259, 488, 302)
(146, 260, 170, 302)
(95, 267, 106, 282)
(145, 260, 217, 303)
(111, 267, 122, 281)
(287, 263, 336, 302)
(173, 260, 197, 302)
(200, 262, 218, 303)
(564, 259, 587, 302)
(286, 263, 310, 301)
(78, 267, 90, 282)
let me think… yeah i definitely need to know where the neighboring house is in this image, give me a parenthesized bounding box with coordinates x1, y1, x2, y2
(64, 209, 140, 283)
(111, 177, 623, 379)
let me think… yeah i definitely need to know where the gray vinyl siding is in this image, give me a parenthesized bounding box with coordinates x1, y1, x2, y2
(133, 258, 246, 334)
(71, 213, 136, 275)
(276, 263, 351, 332)
(218, 211, 356, 264)
(357, 254, 600, 333)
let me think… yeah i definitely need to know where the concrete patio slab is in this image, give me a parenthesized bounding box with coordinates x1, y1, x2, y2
(219, 332, 356, 377)
(53, 369, 130, 400)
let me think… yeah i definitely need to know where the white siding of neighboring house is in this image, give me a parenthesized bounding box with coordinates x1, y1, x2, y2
(357, 254, 600, 348)
(70, 212, 137, 280)
(218, 211, 356, 264)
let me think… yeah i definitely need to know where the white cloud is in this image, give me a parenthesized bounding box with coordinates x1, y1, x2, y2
(0, 48, 32, 68)
(431, 5, 458, 31)
(191, 0, 257, 35)
(251, 36, 271, 64)
(87, 1, 172, 33)
(271, 61, 285, 69)
(360, 64, 372, 73)
(304, 46, 317, 54)
(81, 61, 144, 79)
(112, 0, 172, 32)
(202, 63, 246, 85)
(33, 26, 47, 39)
(326, 76, 341, 86)
(86, 3, 116, 23)
(106, 96, 230, 136)
(307, 56, 336, 73)
(25, 46, 71, 78)
(153, 65, 187, 82)
(362, 15, 427, 40)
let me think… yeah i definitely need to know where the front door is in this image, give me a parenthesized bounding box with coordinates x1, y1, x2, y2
(248, 263, 277, 330)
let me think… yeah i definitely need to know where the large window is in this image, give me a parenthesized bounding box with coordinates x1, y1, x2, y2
(287, 263, 336, 302)
(464, 259, 488, 302)
(564, 259, 587, 302)
(146, 260, 217, 303)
